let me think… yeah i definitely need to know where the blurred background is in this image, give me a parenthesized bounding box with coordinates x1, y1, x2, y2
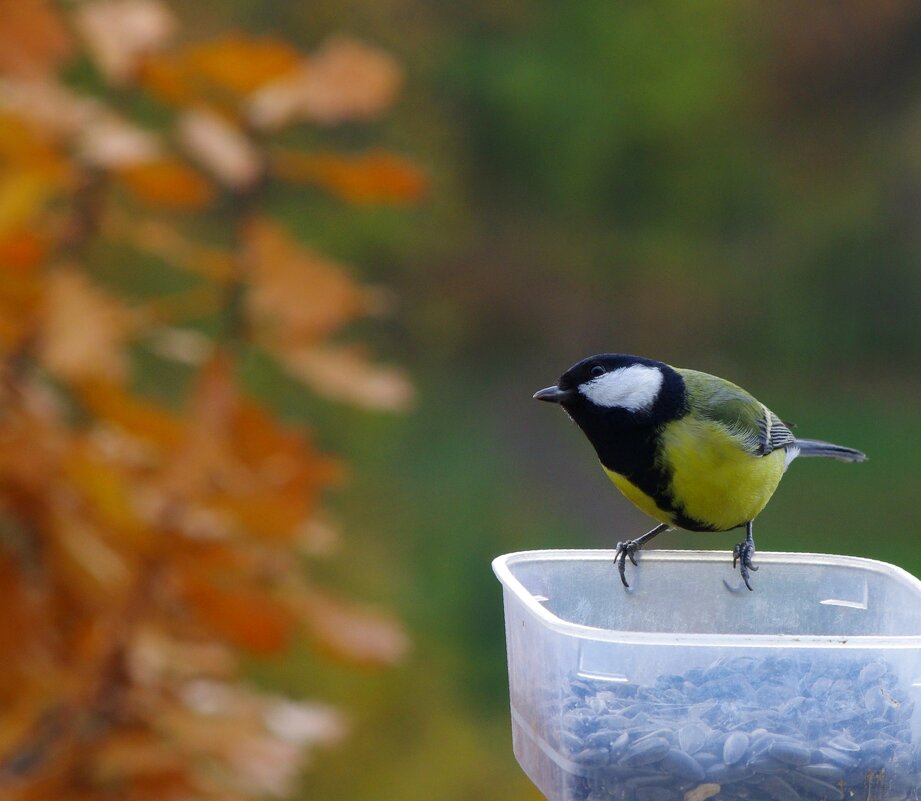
(1, 1, 921, 800)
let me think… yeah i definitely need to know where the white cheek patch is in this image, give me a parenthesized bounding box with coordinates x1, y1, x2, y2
(579, 364, 664, 411)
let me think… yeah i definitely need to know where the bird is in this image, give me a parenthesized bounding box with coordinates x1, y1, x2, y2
(533, 353, 866, 590)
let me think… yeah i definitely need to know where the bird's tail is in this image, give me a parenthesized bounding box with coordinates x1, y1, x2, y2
(794, 438, 867, 462)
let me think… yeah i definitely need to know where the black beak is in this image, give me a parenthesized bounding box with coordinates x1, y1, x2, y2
(533, 385, 576, 404)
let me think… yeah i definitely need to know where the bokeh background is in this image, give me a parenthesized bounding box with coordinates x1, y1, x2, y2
(2, 1, 921, 800)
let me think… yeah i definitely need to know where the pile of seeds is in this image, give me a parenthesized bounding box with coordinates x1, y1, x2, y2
(558, 654, 918, 801)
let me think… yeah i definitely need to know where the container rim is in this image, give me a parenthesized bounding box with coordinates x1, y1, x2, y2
(492, 549, 921, 648)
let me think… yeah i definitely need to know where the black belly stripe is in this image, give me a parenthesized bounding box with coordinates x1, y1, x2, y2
(593, 424, 719, 532)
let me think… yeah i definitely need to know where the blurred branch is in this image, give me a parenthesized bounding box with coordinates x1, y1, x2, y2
(3, 166, 111, 389)
(0, 558, 161, 791)
(55, 167, 109, 261)
(0, 4, 417, 798)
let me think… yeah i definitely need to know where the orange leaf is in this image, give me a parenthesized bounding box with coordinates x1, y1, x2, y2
(277, 344, 414, 412)
(274, 149, 427, 205)
(181, 572, 295, 654)
(232, 397, 344, 488)
(39, 267, 135, 383)
(248, 35, 401, 128)
(92, 731, 187, 783)
(47, 510, 133, 605)
(148, 353, 338, 543)
(104, 212, 234, 281)
(79, 381, 184, 451)
(0, 228, 47, 270)
(0, 379, 69, 495)
(295, 588, 409, 667)
(243, 217, 385, 347)
(141, 34, 301, 109)
(0, 0, 72, 78)
(137, 50, 190, 106)
(0, 555, 54, 663)
(187, 34, 301, 96)
(154, 350, 240, 501)
(115, 156, 214, 209)
(216, 493, 308, 543)
(0, 229, 44, 349)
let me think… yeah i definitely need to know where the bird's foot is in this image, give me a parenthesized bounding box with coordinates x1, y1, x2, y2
(732, 524, 758, 591)
(613, 539, 642, 588)
(612, 523, 671, 589)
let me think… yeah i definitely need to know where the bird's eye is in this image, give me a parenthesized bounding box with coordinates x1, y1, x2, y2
(590, 365, 605, 377)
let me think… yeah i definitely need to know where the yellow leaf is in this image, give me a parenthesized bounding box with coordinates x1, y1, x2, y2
(74, 0, 176, 86)
(273, 149, 427, 205)
(0, 114, 72, 238)
(65, 445, 154, 551)
(278, 344, 415, 412)
(39, 267, 135, 383)
(115, 156, 215, 209)
(243, 217, 386, 347)
(0, 171, 57, 236)
(248, 35, 401, 128)
(0, 112, 59, 161)
(0, 0, 72, 78)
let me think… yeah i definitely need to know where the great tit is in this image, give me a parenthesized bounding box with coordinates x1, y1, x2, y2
(534, 353, 866, 590)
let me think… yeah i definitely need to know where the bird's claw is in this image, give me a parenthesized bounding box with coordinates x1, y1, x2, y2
(732, 538, 759, 591)
(614, 540, 641, 588)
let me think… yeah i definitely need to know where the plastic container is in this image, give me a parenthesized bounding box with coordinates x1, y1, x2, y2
(492, 550, 921, 801)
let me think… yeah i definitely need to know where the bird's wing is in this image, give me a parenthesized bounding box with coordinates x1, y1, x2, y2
(676, 369, 796, 456)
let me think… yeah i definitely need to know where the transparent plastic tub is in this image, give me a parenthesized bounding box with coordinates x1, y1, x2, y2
(492, 550, 921, 801)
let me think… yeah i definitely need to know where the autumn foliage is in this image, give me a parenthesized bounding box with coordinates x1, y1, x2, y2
(0, 1, 419, 798)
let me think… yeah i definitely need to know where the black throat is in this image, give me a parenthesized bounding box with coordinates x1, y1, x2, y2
(562, 365, 712, 531)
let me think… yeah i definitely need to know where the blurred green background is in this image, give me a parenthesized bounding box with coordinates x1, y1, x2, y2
(184, 1, 921, 799)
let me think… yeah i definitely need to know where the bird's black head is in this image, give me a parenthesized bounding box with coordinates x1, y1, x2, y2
(534, 353, 687, 432)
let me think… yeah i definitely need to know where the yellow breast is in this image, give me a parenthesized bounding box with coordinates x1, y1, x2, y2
(603, 467, 676, 526)
(603, 417, 786, 531)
